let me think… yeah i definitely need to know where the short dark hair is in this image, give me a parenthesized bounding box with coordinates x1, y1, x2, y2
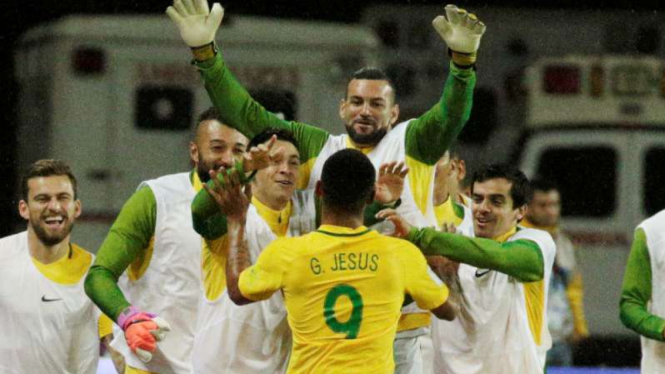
(321, 149, 375, 214)
(192, 106, 225, 140)
(197, 106, 223, 124)
(22, 159, 78, 200)
(250, 89, 297, 121)
(349, 67, 396, 100)
(530, 178, 559, 194)
(247, 128, 299, 152)
(471, 163, 532, 208)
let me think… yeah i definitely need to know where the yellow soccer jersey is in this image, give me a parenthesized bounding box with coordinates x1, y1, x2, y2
(239, 225, 449, 374)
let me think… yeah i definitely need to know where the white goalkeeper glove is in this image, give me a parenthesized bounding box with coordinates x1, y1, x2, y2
(432, 4, 486, 66)
(166, 0, 224, 49)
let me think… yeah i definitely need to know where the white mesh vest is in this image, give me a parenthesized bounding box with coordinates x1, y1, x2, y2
(638, 210, 665, 373)
(111, 172, 202, 374)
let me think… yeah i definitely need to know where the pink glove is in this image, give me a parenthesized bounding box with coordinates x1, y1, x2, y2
(118, 306, 171, 363)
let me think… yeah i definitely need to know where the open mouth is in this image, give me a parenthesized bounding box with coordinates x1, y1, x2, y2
(475, 217, 491, 228)
(276, 180, 293, 187)
(43, 216, 66, 229)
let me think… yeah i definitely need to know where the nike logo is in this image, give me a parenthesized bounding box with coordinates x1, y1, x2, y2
(41, 295, 62, 302)
(475, 269, 491, 278)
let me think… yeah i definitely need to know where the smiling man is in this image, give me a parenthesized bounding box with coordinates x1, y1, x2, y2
(380, 163, 556, 374)
(0, 159, 110, 374)
(84, 107, 249, 374)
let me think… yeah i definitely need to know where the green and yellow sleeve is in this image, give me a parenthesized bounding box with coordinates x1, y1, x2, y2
(619, 228, 665, 341)
(84, 186, 157, 322)
(406, 227, 544, 282)
(404, 63, 475, 166)
(195, 52, 330, 178)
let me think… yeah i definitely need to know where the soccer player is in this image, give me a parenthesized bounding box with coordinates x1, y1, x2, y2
(192, 129, 310, 374)
(192, 128, 409, 373)
(620, 209, 665, 373)
(379, 163, 556, 374)
(167, 2, 485, 370)
(84, 107, 249, 374)
(522, 178, 589, 367)
(212, 148, 453, 373)
(0, 159, 112, 374)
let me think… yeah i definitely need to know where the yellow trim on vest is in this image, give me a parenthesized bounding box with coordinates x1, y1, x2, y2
(405, 156, 435, 218)
(125, 366, 157, 374)
(493, 227, 517, 243)
(252, 197, 291, 237)
(128, 237, 154, 282)
(202, 235, 228, 301)
(520, 217, 557, 236)
(397, 313, 432, 332)
(344, 137, 374, 155)
(434, 196, 463, 228)
(297, 157, 317, 190)
(98, 314, 114, 338)
(31, 243, 92, 285)
(524, 280, 545, 345)
(494, 225, 544, 346)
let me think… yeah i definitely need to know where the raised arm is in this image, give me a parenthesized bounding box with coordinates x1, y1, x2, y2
(167, 0, 330, 166)
(405, 5, 486, 165)
(620, 228, 665, 341)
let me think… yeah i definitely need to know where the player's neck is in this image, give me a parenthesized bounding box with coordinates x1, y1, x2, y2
(433, 188, 450, 206)
(27, 228, 70, 264)
(320, 208, 364, 229)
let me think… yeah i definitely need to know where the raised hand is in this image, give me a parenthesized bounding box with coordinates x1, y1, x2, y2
(166, 0, 224, 48)
(375, 161, 409, 205)
(432, 4, 486, 66)
(376, 208, 412, 239)
(243, 135, 284, 172)
(204, 167, 251, 222)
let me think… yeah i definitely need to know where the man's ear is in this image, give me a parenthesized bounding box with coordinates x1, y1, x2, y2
(457, 160, 467, 182)
(515, 205, 527, 222)
(315, 180, 324, 198)
(389, 104, 400, 127)
(18, 200, 29, 221)
(367, 187, 376, 204)
(73, 199, 82, 220)
(338, 98, 347, 120)
(189, 141, 199, 165)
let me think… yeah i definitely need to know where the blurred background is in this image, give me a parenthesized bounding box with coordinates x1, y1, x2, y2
(2, 0, 665, 371)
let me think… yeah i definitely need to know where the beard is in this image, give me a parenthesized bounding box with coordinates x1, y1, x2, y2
(345, 124, 388, 147)
(196, 154, 225, 183)
(31, 216, 74, 247)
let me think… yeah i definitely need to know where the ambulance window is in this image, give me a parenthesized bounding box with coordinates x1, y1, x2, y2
(536, 146, 616, 217)
(644, 147, 665, 216)
(135, 86, 193, 131)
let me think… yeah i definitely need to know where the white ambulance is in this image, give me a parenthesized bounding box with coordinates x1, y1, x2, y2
(14, 15, 378, 250)
(518, 54, 665, 335)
